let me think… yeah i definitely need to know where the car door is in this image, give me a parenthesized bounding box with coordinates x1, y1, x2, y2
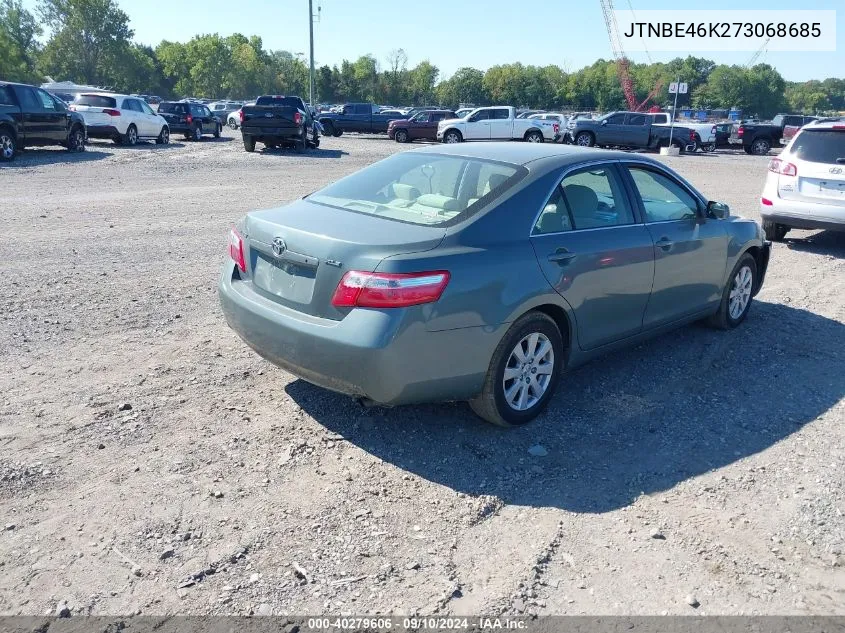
(120, 98, 142, 135)
(621, 163, 728, 327)
(139, 100, 161, 136)
(408, 112, 430, 139)
(34, 88, 67, 141)
(599, 113, 628, 145)
(488, 108, 512, 139)
(13, 85, 48, 140)
(529, 162, 655, 350)
(625, 113, 650, 146)
(464, 109, 491, 140)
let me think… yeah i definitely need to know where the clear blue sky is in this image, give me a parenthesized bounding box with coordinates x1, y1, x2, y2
(25, 0, 844, 81)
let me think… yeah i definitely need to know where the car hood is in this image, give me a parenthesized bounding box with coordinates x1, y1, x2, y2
(388, 118, 411, 126)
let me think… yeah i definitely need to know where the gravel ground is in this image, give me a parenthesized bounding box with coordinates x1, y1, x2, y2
(1, 130, 843, 617)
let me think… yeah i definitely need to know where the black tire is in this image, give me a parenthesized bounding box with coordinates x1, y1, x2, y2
(750, 138, 771, 155)
(156, 126, 170, 145)
(66, 125, 85, 153)
(124, 124, 138, 146)
(394, 129, 409, 143)
(321, 121, 335, 137)
(762, 219, 788, 242)
(443, 129, 462, 144)
(332, 128, 343, 137)
(192, 125, 202, 142)
(743, 146, 754, 154)
(708, 253, 758, 330)
(213, 124, 220, 139)
(243, 135, 255, 152)
(294, 135, 306, 153)
(575, 131, 594, 147)
(228, 119, 238, 130)
(469, 311, 565, 427)
(701, 142, 716, 153)
(0, 126, 16, 160)
(525, 131, 544, 143)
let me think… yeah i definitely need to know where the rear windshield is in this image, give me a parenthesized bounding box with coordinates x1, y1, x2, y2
(75, 94, 116, 108)
(308, 152, 525, 226)
(158, 102, 186, 114)
(255, 96, 301, 108)
(791, 130, 845, 164)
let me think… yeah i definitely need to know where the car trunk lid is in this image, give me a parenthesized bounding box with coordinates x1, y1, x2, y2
(70, 95, 118, 127)
(241, 199, 446, 320)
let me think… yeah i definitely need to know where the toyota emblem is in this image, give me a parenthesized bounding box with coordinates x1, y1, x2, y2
(272, 237, 287, 257)
(830, 167, 843, 175)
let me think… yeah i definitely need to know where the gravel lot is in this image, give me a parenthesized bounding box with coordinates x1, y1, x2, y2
(1, 130, 844, 618)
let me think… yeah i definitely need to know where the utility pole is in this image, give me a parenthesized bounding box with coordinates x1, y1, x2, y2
(308, 0, 316, 107)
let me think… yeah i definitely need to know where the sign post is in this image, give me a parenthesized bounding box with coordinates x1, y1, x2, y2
(667, 79, 688, 147)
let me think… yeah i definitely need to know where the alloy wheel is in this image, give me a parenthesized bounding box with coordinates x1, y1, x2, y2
(0, 133, 14, 159)
(502, 332, 555, 411)
(729, 265, 753, 320)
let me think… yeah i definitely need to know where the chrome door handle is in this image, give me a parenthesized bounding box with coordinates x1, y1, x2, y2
(548, 250, 577, 264)
(656, 237, 674, 250)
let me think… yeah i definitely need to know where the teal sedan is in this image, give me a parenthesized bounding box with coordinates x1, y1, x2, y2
(219, 144, 770, 427)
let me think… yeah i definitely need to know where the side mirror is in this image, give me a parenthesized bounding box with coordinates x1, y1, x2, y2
(468, 116, 478, 123)
(601, 119, 608, 126)
(707, 201, 730, 219)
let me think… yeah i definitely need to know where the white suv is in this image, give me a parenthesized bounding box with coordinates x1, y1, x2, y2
(71, 93, 169, 145)
(760, 120, 845, 241)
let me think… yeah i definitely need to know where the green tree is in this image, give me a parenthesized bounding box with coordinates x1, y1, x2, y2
(0, 0, 41, 82)
(38, 0, 133, 86)
(407, 60, 438, 105)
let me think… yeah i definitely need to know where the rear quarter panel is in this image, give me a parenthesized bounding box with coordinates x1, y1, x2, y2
(724, 217, 765, 281)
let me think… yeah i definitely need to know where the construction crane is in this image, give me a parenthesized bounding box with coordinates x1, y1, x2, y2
(745, 37, 771, 68)
(599, 0, 663, 112)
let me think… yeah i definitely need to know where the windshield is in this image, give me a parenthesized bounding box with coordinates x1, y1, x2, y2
(75, 94, 116, 108)
(308, 152, 525, 226)
(791, 129, 845, 164)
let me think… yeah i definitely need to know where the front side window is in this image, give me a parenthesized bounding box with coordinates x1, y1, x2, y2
(470, 109, 491, 121)
(627, 167, 699, 222)
(36, 89, 56, 110)
(605, 113, 625, 124)
(558, 166, 634, 229)
(411, 112, 431, 122)
(308, 153, 524, 226)
(140, 101, 156, 116)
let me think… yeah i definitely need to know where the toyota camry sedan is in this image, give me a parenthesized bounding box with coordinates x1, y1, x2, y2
(219, 144, 771, 427)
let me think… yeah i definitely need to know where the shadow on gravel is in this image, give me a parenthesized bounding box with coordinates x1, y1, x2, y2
(86, 140, 186, 150)
(287, 300, 845, 513)
(785, 231, 845, 258)
(1, 148, 111, 168)
(258, 147, 348, 159)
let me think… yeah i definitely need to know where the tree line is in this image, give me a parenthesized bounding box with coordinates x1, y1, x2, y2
(2, 0, 844, 118)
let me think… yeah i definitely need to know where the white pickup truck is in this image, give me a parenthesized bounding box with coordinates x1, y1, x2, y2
(648, 113, 717, 152)
(437, 106, 559, 144)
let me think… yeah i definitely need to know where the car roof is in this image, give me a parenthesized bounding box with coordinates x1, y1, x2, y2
(802, 120, 845, 130)
(409, 142, 647, 167)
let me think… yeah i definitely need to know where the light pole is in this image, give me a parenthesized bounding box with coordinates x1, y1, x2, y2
(308, 0, 316, 106)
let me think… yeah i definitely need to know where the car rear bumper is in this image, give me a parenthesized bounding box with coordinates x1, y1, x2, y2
(761, 198, 845, 231)
(218, 263, 494, 406)
(241, 125, 303, 138)
(86, 125, 120, 138)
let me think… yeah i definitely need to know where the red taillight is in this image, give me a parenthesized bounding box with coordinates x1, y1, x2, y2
(553, 123, 560, 133)
(331, 270, 450, 308)
(102, 109, 120, 117)
(737, 126, 744, 137)
(186, 114, 193, 124)
(689, 129, 696, 140)
(228, 228, 246, 272)
(769, 158, 797, 177)
(239, 109, 244, 123)
(761, 197, 773, 206)
(294, 112, 302, 125)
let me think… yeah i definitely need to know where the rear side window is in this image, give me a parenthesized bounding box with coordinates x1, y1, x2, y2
(75, 94, 117, 108)
(490, 108, 510, 120)
(559, 166, 634, 229)
(790, 130, 845, 164)
(627, 114, 646, 125)
(0, 85, 14, 105)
